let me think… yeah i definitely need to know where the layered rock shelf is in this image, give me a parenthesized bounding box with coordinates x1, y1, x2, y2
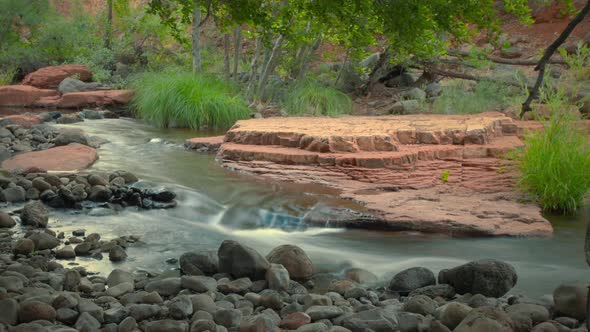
(194, 112, 553, 236)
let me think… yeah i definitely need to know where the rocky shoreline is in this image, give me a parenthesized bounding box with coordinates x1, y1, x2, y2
(0, 222, 588, 332)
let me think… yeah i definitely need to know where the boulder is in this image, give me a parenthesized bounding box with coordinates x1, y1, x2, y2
(0, 85, 59, 107)
(553, 283, 588, 320)
(435, 302, 472, 330)
(20, 201, 49, 227)
(454, 307, 514, 332)
(505, 303, 550, 325)
(145, 277, 182, 297)
(18, 300, 57, 323)
(107, 269, 134, 287)
(1, 186, 26, 202)
(403, 295, 438, 316)
(53, 128, 89, 146)
(218, 240, 270, 280)
(266, 263, 290, 291)
(0, 298, 18, 325)
(22, 64, 92, 89)
(389, 267, 436, 295)
(55, 245, 76, 259)
(28, 231, 60, 250)
(2, 144, 98, 172)
(13, 238, 34, 255)
(438, 259, 517, 297)
(179, 250, 219, 275)
(266, 244, 314, 280)
(180, 275, 217, 293)
(0, 211, 16, 228)
(58, 77, 101, 94)
(109, 245, 127, 262)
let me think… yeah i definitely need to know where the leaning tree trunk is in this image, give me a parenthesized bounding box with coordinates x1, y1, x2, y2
(297, 34, 322, 81)
(258, 34, 284, 100)
(233, 27, 242, 82)
(520, 0, 590, 117)
(191, 7, 202, 74)
(246, 36, 262, 99)
(362, 48, 392, 95)
(223, 33, 231, 79)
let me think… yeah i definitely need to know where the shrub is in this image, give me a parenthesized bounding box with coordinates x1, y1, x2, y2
(0, 66, 17, 85)
(282, 79, 352, 116)
(559, 43, 590, 81)
(516, 87, 590, 214)
(432, 79, 522, 114)
(131, 70, 250, 129)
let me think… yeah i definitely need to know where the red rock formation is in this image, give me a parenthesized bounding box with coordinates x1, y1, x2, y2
(22, 65, 92, 89)
(1, 144, 98, 172)
(34, 90, 134, 108)
(0, 85, 59, 107)
(203, 112, 553, 237)
(0, 115, 43, 128)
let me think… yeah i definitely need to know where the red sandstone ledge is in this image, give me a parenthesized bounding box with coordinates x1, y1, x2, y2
(1, 144, 98, 172)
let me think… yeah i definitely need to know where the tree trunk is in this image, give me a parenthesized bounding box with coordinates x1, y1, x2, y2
(191, 7, 202, 74)
(362, 48, 392, 94)
(105, 0, 113, 49)
(258, 34, 284, 100)
(521, 0, 590, 117)
(297, 34, 321, 81)
(223, 33, 231, 79)
(246, 36, 262, 98)
(233, 27, 242, 82)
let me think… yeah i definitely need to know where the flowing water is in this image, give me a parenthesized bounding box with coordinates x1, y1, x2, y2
(46, 118, 588, 297)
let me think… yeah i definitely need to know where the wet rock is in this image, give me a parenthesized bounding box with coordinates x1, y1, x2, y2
(409, 284, 456, 299)
(53, 292, 79, 310)
(179, 250, 219, 275)
(403, 294, 438, 316)
(214, 308, 242, 328)
(20, 201, 49, 227)
(13, 238, 34, 255)
(180, 275, 217, 293)
(266, 263, 290, 291)
(28, 232, 60, 250)
(267, 244, 314, 280)
(18, 300, 57, 323)
(553, 283, 588, 320)
(108, 245, 127, 262)
(74, 312, 101, 331)
(1, 186, 26, 202)
(55, 245, 76, 259)
(0, 276, 24, 292)
(74, 242, 92, 256)
(506, 303, 550, 325)
(56, 308, 79, 325)
(107, 269, 134, 287)
(435, 302, 472, 330)
(89, 185, 111, 202)
(105, 282, 134, 297)
(118, 316, 137, 332)
(168, 295, 193, 319)
(128, 304, 160, 321)
(338, 308, 396, 331)
(218, 240, 269, 280)
(218, 277, 252, 294)
(0, 211, 16, 228)
(145, 319, 189, 332)
(389, 267, 436, 295)
(344, 268, 377, 284)
(145, 277, 181, 297)
(0, 298, 18, 325)
(305, 305, 344, 321)
(454, 307, 514, 332)
(53, 128, 89, 146)
(438, 259, 517, 297)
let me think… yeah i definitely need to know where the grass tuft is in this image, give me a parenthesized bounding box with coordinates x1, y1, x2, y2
(131, 70, 250, 130)
(516, 87, 590, 214)
(432, 79, 522, 114)
(282, 80, 353, 116)
(0, 66, 17, 85)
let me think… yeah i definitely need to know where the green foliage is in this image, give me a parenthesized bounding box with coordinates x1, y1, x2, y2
(559, 43, 590, 81)
(441, 170, 450, 184)
(516, 86, 590, 214)
(282, 80, 352, 116)
(0, 66, 17, 85)
(131, 70, 250, 129)
(432, 80, 522, 114)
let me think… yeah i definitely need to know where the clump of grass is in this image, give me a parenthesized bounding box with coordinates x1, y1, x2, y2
(432, 79, 521, 114)
(559, 43, 590, 81)
(0, 66, 17, 85)
(131, 71, 250, 129)
(516, 86, 590, 214)
(282, 79, 352, 116)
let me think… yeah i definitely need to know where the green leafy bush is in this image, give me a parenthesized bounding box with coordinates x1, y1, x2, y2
(517, 87, 590, 214)
(131, 71, 250, 129)
(432, 79, 522, 114)
(282, 80, 352, 116)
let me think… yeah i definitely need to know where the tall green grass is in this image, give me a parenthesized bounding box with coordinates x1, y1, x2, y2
(0, 66, 16, 85)
(517, 87, 590, 214)
(282, 80, 353, 116)
(131, 71, 250, 129)
(432, 79, 522, 114)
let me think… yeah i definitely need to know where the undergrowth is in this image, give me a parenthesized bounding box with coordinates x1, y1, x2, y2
(131, 71, 250, 129)
(432, 79, 523, 114)
(516, 85, 590, 214)
(282, 79, 352, 116)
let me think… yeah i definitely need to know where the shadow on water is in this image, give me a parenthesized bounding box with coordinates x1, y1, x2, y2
(40, 118, 590, 297)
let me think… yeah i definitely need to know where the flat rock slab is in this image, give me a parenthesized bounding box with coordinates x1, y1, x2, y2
(185, 136, 224, 153)
(22, 65, 92, 89)
(0, 115, 43, 128)
(1, 143, 98, 172)
(225, 112, 513, 152)
(0, 85, 59, 107)
(35, 90, 134, 108)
